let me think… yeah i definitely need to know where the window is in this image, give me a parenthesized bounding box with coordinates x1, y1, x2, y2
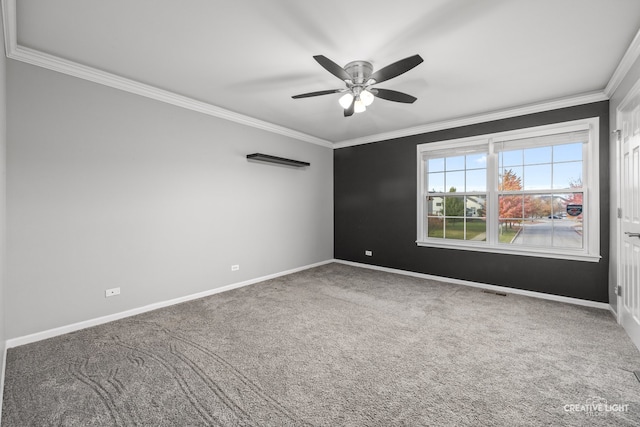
(425, 150, 488, 242)
(417, 118, 600, 262)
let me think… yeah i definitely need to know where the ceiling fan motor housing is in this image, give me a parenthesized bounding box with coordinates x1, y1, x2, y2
(344, 61, 374, 85)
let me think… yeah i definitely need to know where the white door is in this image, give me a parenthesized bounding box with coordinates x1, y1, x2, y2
(619, 91, 640, 351)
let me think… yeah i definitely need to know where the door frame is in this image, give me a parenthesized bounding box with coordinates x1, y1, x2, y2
(614, 115, 622, 323)
(615, 76, 640, 324)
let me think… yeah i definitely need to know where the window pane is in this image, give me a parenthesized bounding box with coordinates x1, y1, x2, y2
(446, 156, 465, 171)
(524, 194, 552, 219)
(428, 157, 444, 172)
(552, 161, 582, 190)
(444, 218, 465, 240)
(427, 196, 444, 216)
(444, 195, 465, 217)
(523, 164, 551, 190)
(498, 221, 522, 244)
(553, 143, 582, 162)
(445, 171, 465, 192)
(558, 192, 583, 218)
(428, 172, 445, 193)
(499, 167, 523, 191)
(523, 195, 535, 219)
(551, 196, 565, 217)
(517, 220, 553, 247)
(466, 195, 486, 217)
(498, 193, 583, 249)
(466, 169, 486, 192)
(427, 217, 444, 238)
(466, 219, 486, 241)
(554, 192, 584, 248)
(500, 150, 522, 168)
(466, 153, 487, 169)
(551, 219, 583, 249)
(524, 146, 552, 165)
(499, 194, 523, 219)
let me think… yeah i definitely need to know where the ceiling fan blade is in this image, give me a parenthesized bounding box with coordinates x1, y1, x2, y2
(344, 99, 355, 117)
(313, 55, 351, 81)
(372, 88, 417, 103)
(369, 55, 423, 84)
(292, 89, 341, 99)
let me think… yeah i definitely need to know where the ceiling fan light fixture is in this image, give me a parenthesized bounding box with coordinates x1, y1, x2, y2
(292, 54, 423, 117)
(360, 89, 374, 106)
(338, 92, 354, 109)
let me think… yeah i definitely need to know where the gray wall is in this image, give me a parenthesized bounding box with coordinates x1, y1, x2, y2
(6, 60, 333, 339)
(0, 8, 7, 397)
(609, 55, 640, 313)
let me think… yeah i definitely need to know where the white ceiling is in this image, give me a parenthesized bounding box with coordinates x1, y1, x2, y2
(8, 0, 640, 146)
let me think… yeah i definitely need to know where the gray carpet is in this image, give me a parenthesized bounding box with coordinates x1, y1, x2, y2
(2, 262, 640, 426)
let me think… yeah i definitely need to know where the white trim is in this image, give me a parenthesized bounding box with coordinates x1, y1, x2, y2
(5, 260, 333, 348)
(334, 92, 608, 149)
(1, 0, 14, 56)
(0, 342, 6, 423)
(491, 123, 590, 144)
(605, 26, 640, 97)
(614, 75, 640, 327)
(414, 241, 601, 263)
(614, 106, 624, 324)
(616, 71, 640, 113)
(609, 304, 618, 320)
(335, 259, 610, 310)
(7, 46, 333, 149)
(0, 0, 331, 149)
(419, 119, 593, 148)
(416, 136, 488, 152)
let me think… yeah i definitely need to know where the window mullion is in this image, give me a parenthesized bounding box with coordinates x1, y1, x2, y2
(486, 143, 498, 245)
(581, 140, 589, 251)
(498, 188, 584, 195)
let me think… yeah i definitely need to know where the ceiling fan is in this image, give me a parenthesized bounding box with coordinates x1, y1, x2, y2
(292, 54, 423, 117)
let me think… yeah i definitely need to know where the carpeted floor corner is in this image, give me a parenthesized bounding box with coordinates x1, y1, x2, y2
(2, 262, 640, 426)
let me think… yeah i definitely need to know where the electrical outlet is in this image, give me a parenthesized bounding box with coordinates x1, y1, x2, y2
(365, 250, 373, 256)
(105, 287, 120, 298)
(231, 265, 240, 271)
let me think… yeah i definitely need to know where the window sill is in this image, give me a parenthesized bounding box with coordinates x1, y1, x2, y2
(415, 240, 601, 263)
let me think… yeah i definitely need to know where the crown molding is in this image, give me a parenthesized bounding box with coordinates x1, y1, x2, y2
(604, 26, 640, 97)
(333, 91, 608, 149)
(1, 0, 15, 56)
(0, 0, 332, 149)
(2, 0, 633, 150)
(7, 45, 334, 148)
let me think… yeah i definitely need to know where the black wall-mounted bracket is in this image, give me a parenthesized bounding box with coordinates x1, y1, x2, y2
(246, 153, 310, 167)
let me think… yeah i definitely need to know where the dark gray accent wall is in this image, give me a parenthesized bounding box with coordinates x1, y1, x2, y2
(334, 101, 609, 302)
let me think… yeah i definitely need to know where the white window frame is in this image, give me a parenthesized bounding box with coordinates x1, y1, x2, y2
(416, 117, 600, 262)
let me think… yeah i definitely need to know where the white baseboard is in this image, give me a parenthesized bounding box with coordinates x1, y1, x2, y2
(609, 304, 618, 320)
(0, 342, 6, 424)
(5, 259, 333, 349)
(4, 257, 611, 349)
(335, 259, 611, 310)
